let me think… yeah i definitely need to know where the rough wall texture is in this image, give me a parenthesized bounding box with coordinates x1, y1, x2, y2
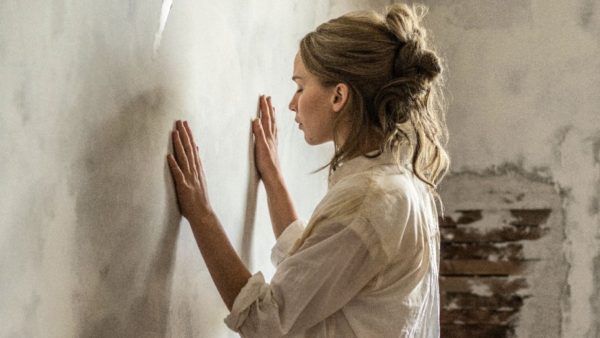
(3, 0, 598, 337)
(418, 0, 600, 336)
(439, 171, 566, 337)
(0, 1, 388, 337)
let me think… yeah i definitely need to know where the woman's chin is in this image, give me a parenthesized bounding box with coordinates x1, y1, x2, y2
(304, 135, 329, 146)
(304, 134, 317, 146)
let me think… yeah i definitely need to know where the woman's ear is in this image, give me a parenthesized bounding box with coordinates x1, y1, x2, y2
(331, 83, 349, 113)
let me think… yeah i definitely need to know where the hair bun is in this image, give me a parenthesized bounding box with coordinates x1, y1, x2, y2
(418, 50, 442, 81)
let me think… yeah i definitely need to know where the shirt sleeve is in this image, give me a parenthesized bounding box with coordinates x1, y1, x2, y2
(223, 216, 389, 337)
(270, 219, 306, 268)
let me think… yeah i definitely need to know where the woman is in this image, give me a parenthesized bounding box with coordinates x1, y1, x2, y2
(166, 3, 449, 337)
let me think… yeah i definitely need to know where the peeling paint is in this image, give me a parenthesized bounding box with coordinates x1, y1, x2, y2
(440, 170, 566, 337)
(468, 282, 493, 297)
(424, 0, 600, 334)
(451, 161, 554, 186)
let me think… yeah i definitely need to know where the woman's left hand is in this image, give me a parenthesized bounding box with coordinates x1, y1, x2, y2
(167, 120, 214, 223)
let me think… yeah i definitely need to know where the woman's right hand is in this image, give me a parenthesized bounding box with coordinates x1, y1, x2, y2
(252, 95, 282, 187)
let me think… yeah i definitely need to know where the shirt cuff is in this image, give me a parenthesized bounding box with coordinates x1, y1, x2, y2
(223, 271, 269, 332)
(270, 219, 305, 267)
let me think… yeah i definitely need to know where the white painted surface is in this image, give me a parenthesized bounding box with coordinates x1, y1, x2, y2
(0, 0, 388, 336)
(5, 0, 596, 336)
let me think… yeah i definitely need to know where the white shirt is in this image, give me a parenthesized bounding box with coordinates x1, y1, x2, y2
(224, 146, 441, 337)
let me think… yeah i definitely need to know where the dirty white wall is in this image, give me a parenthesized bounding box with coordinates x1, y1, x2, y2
(0, 0, 388, 337)
(420, 0, 600, 337)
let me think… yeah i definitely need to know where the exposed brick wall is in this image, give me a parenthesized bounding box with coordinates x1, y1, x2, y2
(438, 171, 566, 338)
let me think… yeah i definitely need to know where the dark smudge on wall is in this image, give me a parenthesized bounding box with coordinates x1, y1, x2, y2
(69, 89, 180, 337)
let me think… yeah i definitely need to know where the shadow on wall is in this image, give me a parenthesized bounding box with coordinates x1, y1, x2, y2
(71, 88, 181, 337)
(240, 99, 261, 266)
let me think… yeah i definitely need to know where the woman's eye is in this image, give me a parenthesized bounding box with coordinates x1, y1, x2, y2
(296, 89, 303, 93)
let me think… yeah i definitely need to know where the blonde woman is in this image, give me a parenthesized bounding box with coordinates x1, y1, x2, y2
(167, 3, 449, 337)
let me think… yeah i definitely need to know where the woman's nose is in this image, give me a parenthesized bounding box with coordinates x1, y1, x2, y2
(288, 98, 296, 112)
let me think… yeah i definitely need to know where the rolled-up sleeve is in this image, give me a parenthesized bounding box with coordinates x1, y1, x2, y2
(223, 216, 389, 337)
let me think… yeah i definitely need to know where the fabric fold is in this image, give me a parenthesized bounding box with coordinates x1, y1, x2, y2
(222, 142, 440, 337)
(223, 271, 269, 331)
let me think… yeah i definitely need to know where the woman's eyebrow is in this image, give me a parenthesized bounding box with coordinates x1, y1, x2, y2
(292, 75, 303, 81)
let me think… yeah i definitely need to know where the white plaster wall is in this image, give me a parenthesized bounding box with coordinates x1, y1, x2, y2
(0, 0, 388, 337)
(418, 0, 600, 336)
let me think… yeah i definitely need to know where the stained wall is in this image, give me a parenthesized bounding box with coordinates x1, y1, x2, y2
(3, 0, 598, 337)
(419, 0, 600, 336)
(0, 1, 387, 337)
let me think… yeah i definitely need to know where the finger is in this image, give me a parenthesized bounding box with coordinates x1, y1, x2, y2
(260, 95, 272, 138)
(173, 130, 190, 174)
(272, 106, 277, 139)
(195, 145, 202, 172)
(253, 118, 269, 146)
(183, 121, 199, 174)
(177, 121, 197, 175)
(267, 96, 276, 137)
(167, 154, 185, 185)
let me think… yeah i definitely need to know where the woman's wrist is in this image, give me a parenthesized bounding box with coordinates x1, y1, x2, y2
(263, 173, 299, 238)
(188, 207, 217, 228)
(263, 171, 286, 192)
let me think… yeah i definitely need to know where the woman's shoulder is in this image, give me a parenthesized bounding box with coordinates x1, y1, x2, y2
(334, 165, 414, 197)
(319, 168, 414, 220)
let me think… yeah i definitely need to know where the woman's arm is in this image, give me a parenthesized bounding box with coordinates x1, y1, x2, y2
(224, 218, 390, 336)
(188, 212, 252, 312)
(167, 120, 251, 311)
(264, 174, 299, 239)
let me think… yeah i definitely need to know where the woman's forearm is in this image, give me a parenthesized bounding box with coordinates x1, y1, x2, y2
(264, 174, 299, 239)
(188, 212, 252, 312)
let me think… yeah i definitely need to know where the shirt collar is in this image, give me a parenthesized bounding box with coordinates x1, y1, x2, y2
(327, 143, 411, 190)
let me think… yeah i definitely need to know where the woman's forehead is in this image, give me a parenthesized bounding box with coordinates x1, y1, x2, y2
(292, 54, 307, 80)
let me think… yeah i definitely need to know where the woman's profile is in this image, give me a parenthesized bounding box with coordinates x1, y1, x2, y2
(166, 3, 449, 337)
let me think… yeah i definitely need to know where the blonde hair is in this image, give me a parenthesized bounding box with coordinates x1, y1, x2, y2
(300, 3, 450, 195)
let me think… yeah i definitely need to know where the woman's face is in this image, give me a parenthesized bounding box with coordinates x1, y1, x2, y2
(288, 51, 342, 146)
